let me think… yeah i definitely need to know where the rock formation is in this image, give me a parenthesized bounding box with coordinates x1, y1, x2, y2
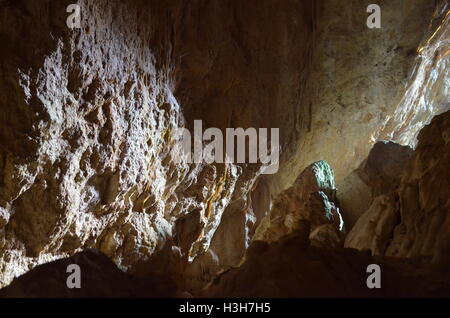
(205, 236, 450, 298)
(346, 111, 450, 263)
(338, 141, 413, 229)
(255, 160, 344, 248)
(0, 0, 449, 297)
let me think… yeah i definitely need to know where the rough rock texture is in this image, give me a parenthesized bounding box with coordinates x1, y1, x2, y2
(0, 0, 244, 287)
(382, 0, 450, 146)
(0, 0, 315, 289)
(255, 160, 344, 248)
(3, 241, 450, 298)
(338, 141, 413, 229)
(0, 0, 448, 294)
(182, 161, 344, 293)
(346, 111, 450, 262)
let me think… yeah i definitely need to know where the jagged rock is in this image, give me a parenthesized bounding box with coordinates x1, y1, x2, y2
(338, 141, 413, 229)
(0, 0, 447, 294)
(0, 249, 176, 297)
(273, 0, 442, 192)
(346, 111, 450, 262)
(255, 160, 344, 248)
(3, 232, 450, 298)
(205, 232, 450, 297)
(309, 223, 344, 249)
(0, 0, 246, 287)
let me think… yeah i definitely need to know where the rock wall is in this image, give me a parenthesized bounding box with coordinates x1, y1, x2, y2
(346, 110, 450, 263)
(205, 236, 450, 297)
(0, 0, 448, 292)
(206, 110, 450, 298)
(255, 160, 344, 248)
(0, 249, 176, 297)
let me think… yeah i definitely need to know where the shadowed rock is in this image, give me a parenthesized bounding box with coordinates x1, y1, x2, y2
(0, 249, 176, 298)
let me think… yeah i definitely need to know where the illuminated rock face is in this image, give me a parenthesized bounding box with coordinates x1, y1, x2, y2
(204, 237, 450, 298)
(338, 141, 413, 230)
(275, 0, 449, 190)
(0, 249, 176, 297)
(0, 0, 448, 292)
(346, 111, 450, 262)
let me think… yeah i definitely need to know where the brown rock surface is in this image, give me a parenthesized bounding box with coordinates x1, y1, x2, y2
(274, 0, 446, 192)
(0, 249, 175, 297)
(338, 141, 413, 229)
(3, 240, 450, 298)
(0, 0, 252, 287)
(255, 160, 344, 248)
(0, 0, 448, 295)
(346, 110, 450, 262)
(205, 233, 450, 297)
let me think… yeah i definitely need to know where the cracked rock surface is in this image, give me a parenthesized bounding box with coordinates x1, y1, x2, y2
(0, 0, 449, 294)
